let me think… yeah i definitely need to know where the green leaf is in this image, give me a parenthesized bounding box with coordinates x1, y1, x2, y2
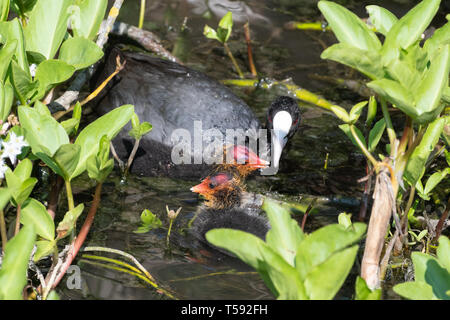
(9, 60, 38, 104)
(437, 236, 450, 272)
(72, 101, 82, 134)
(13, 177, 37, 206)
(23, 0, 72, 59)
(424, 20, 450, 60)
(381, 0, 440, 63)
(0, 18, 30, 76)
(133, 209, 162, 233)
(385, 59, 421, 91)
(203, 25, 219, 42)
(10, 0, 36, 16)
(20, 197, 55, 240)
(393, 281, 437, 300)
(0, 39, 16, 81)
(56, 203, 84, 240)
(34, 100, 51, 116)
(355, 276, 381, 300)
(318, 1, 381, 51)
(46, 290, 60, 300)
(0, 224, 36, 300)
(0, 81, 14, 122)
(52, 143, 81, 181)
(338, 212, 352, 229)
(365, 5, 398, 36)
(368, 119, 386, 152)
(263, 198, 304, 266)
(423, 169, 448, 195)
(330, 104, 350, 123)
(61, 118, 80, 136)
(257, 242, 307, 299)
(404, 117, 445, 185)
(414, 45, 450, 123)
(295, 223, 366, 281)
(367, 79, 415, 118)
(304, 245, 359, 300)
(18, 105, 69, 157)
(0, 187, 11, 210)
(71, 0, 107, 40)
(34, 239, 56, 262)
(34, 59, 75, 100)
(321, 43, 384, 80)
(0, 0, 10, 21)
(349, 101, 368, 123)
(72, 104, 134, 179)
(217, 12, 233, 43)
(366, 96, 377, 126)
(86, 136, 114, 183)
(59, 36, 104, 70)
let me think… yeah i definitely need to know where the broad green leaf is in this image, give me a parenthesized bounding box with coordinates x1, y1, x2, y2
(20, 197, 55, 240)
(71, 0, 107, 40)
(9, 60, 39, 104)
(414, 45, 450, 123)
(385, 59, 421, 91)
(46, 290, 60, 300)
(217, 12, 233, 43)
(72, 101, 82, 134)
(381, 0, 440, 63)
(423, 169, 449, 195)
(61, 118, 80, 136)
(349, 101, 367, 123)
(393, 281, 437, 300)
(321, 43, 384, 80)
(368, 119, 386, 152)
(0, 187, 11, 210)
(18, 105, 69, 157)
(13, 177, 37, 205)
(56, 203, 84, 239)
(318, 1, 381, 51)
(304, 245, 359, 300)
(366, 5, 398, 36)
(424, 20, 450, 60)
(72, 104, 134, 179)
(0, 224, 35, 300)
(355, 276, 382, 300)
(330, 104, 350, 123)
(295, 223, 366, 281)
(0, 0, 9, 21)
(23, 0, 72, 59)
(34, 239, 56, 262)
(404, 117, 445, 185)
(34, 59, 75, 100)
(263, 198, 304, 266)
(258, 242, 307, 299)
(0, 39, 17, 81)
(437, 236, 450, 272)
(86, 135, 114, 183)
(0, 81, 14, 121)
(53, 144, 81, 181)
(0, 19, 29, 76)
(367, 79, 415, 118)
(10, 0, 36, 16)
(59, 37, 104, 70)
(12, 153, 32, 181)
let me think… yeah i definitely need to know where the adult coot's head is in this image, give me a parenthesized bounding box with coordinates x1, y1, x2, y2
(266, 96, 301, 170)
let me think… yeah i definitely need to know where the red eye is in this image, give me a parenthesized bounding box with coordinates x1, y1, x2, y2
(268, 116, 272, 123)
(293, 119, 298, 125)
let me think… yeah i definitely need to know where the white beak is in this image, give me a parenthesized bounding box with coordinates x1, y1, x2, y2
(271, 111, 292, 169)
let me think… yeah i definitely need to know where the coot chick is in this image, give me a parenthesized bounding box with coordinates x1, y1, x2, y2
(94, 47, 300, 178)
(189, 172, 269, 246)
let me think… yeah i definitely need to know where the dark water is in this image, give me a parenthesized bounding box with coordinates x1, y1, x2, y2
(58, 0, 445, 300)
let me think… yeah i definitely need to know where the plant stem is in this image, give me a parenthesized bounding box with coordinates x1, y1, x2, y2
(223, 42, 244, 79)
(0, 210, 7, 252)
(379, 97, 396, 155)
(243, 22, 257, 77)
(138, 0, 146, 29)
(167, 219, 173, 246)
(434, 197, 450, 241)
(14, 204, 21, 236)
(124, 138, 141, 177)
(350, 124, 378, 167)
(65, 180, 75, 211)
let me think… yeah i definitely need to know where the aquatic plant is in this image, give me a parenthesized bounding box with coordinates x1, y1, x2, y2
(206, 198, 367, 300)
(0, 0, 150, 300)
(318, 0, 449, 289)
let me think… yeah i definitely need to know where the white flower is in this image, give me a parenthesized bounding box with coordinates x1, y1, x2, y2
(1, 133, 28, 165)
(0, 159, 9, 179)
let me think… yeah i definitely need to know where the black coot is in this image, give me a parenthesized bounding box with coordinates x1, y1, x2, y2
(94, 47, 300, 178)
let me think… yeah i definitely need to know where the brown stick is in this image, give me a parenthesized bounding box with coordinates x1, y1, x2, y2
(47, 175, 64, 219)
(50, 183, 103, 290)
(358, 163, 372, 222)
(361, 167, 395, 289)
(244, 22, 257, 77)
(434, 197, 450, 241)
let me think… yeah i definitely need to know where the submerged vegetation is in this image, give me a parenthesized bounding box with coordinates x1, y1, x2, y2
(0, 0, 448, 301)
